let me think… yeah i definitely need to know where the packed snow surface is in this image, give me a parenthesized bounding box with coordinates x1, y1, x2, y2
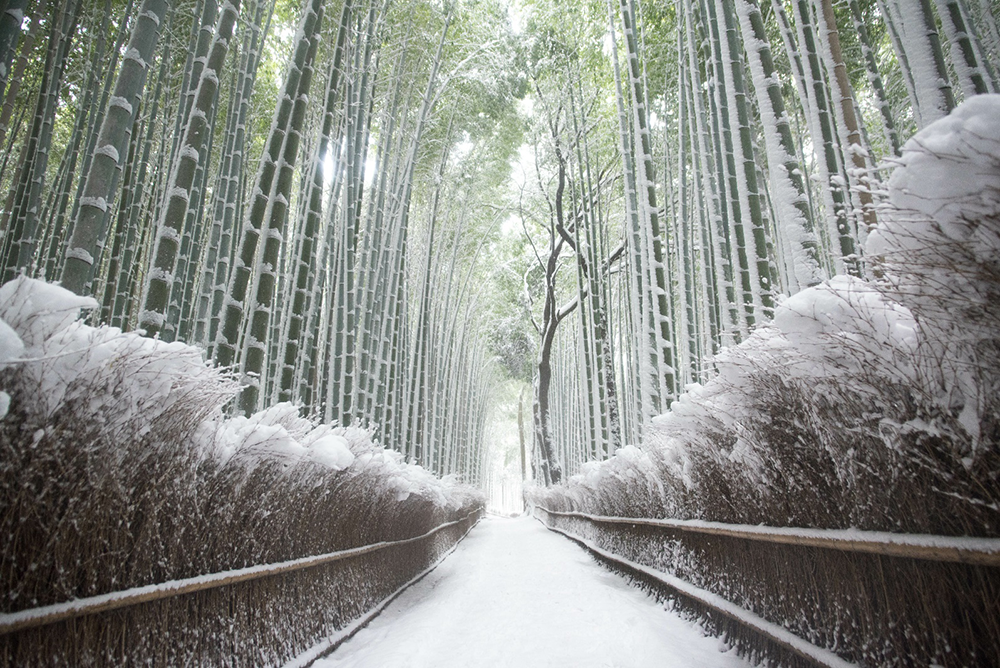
(315, 516, 749, 668)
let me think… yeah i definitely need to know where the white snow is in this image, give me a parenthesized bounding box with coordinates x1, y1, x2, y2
(0, 277, 98, 348)
(313, 517, 749, 668)
(95, 144, 120, 163)
(206, 402, 352, 473)
(0, 317, 22, 420)
(168, 186, 190, 203)
(306, 431, 354, 470)
(137, 308, 166, 327)
(771, 274, 918, 379)
(109, 97, 133, 115)
(139, 10, 160, 28)
(870, 94, 1000, 256)
(0, 316, 24, 366)
(78, 196, 108, 213)
(123, 47, 147, 70)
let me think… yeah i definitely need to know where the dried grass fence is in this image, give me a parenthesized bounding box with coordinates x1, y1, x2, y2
(535, 506, 1000, 668)
(0, 509, 481, 666)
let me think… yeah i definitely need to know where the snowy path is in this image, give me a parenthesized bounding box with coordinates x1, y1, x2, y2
(314, 516, 750, 668)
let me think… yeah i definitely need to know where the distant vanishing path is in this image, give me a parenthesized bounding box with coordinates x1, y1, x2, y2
(314, 516, 750, 668)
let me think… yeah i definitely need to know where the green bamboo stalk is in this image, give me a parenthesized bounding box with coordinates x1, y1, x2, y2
(60, 0, 168, 295)
(140, 0, 239, 339)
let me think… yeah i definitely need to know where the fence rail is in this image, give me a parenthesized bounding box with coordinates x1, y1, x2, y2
(0, 510, 480, 637)
(536, 507, 1000, 566)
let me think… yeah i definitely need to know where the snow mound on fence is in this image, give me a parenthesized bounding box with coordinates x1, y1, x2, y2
(869, 93, 1000, 253)
(206, 402, 355, 472)
(0, 277, 99, 347)
(650, 96, 998, 476)
(865, 93, 1000, 326)
(0, 278, 478, 509)
(867, 93, 1000, 444)
(0, 276, 230, 433)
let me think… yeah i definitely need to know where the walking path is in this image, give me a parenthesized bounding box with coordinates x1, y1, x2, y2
(314, 515, 750, 667)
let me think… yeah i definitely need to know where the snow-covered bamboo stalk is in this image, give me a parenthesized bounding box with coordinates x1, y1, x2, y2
(933, 0, 997, 96)
(239, 0, 323, 414)
(607, 0, 657, 427)
(885, 0, 956, 125)
(202, 0, 272, 351)
(277, 0, 352, 406)
(140, 0, 239, 339)
(791, 0, 858, 274)
(213, 0, 318, 377)
(60, 0, 167, 295)
(847, 0, 902, 155)
(736, 0, 823, 291)
(813, 0, 876, 246)
(5, 0, 81, 282)
(619, 0, 675, 405)
(684, 0, 732, 348)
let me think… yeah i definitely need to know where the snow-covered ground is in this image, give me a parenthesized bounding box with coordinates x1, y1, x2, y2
(314, 516, 750, 668)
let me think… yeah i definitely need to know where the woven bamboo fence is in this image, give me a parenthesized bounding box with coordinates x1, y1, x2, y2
(0, 509, 481, 666)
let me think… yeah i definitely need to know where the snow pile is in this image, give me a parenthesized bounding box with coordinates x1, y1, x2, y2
(772, 275, 918, 377)
(207, 402, 354, 472)
(867, 93, 1000, 447)
(869, 94, 1000, 253)
(532, 97, 1000, 536)
(0, 276, 232, 434)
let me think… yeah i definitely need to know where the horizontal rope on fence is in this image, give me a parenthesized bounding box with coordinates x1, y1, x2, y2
(534, 506, 1000, 566)
(537, 516, 855, 668)
(0, 510, 480, 636)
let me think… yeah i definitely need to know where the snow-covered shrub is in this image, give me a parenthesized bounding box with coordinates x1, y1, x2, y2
(532, 279, 938, 530)
(0, 276, 237, 441)
(868, 94, 1000, 462)
(0, 278, 482, 615)
(531, 96, 1000, 537)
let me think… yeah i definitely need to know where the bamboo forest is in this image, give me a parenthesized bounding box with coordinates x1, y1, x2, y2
(0, 0, 998, 664)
